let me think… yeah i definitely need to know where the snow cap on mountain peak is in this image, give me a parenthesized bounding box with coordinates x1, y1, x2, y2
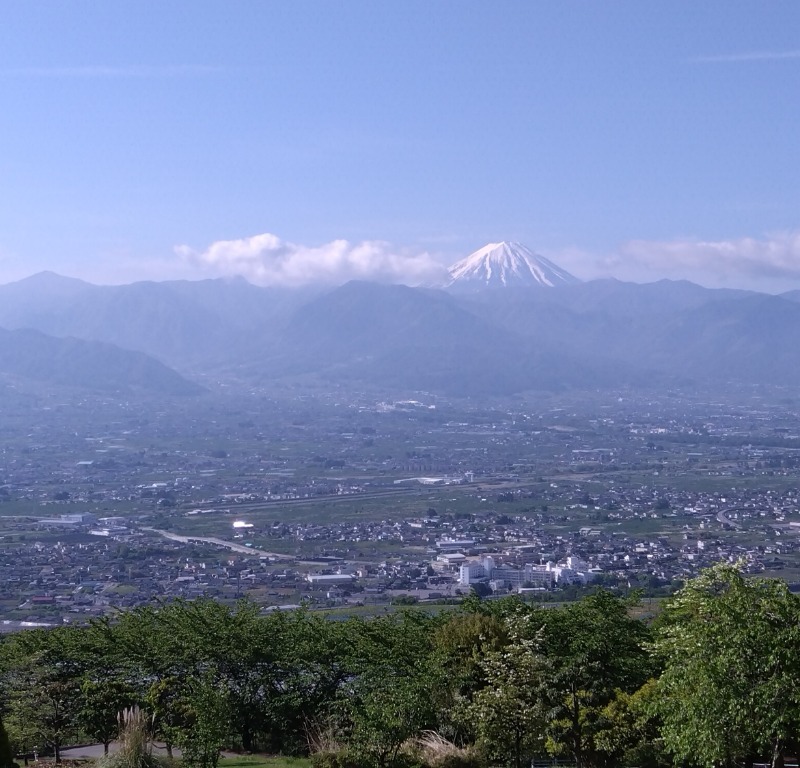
(446, 241, 580, 289)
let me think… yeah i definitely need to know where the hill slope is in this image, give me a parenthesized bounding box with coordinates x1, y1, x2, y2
(0, 327, 203, 395)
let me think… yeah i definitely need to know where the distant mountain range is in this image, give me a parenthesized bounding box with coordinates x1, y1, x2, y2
(2, 243, 800, 397)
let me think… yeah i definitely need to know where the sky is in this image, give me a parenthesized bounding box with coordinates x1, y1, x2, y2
(1, 1, 800, 292)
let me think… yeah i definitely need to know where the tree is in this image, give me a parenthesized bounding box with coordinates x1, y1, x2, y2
(79, 679, 137, 754)
(347, 665, 438, 768)
(254, 609, 357, 754)
(434, 611, 507, 691)
(7, 661, 81, 762)
(338, 611, 443, 767)
(433, 610, 508, 743)
(178, 673, 232, 768)
(537, 591, 653, 768)
(652, 563, 800, 768)
(104, 599, 266, 754)
(1, 627, 87, 763)
(593, 681, 667, 768)
(145, 677, 186, 759)
(469, 583, 492, 599)
(468, 616, 546, 768)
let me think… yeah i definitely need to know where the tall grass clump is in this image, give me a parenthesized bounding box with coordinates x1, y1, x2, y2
(98, 707, 162, 768)
(408, 732, 482, 768)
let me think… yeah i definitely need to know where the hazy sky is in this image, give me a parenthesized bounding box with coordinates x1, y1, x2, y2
(2, 2, 800, 291)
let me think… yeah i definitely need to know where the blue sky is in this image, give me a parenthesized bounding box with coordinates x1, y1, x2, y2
(1, 1, 799, 290)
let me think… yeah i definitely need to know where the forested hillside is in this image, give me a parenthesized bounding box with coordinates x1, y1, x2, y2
(0, 564, 795, 768)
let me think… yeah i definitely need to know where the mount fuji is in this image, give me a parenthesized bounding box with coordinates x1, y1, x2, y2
(446, 241, 580, 290)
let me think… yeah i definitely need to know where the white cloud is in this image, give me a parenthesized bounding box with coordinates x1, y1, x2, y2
(619, 232, 800, 282)
(175, 233, 448, 287)
(548, 232, 800, 291)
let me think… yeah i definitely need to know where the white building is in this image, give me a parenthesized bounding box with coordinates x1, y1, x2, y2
(306, 573, 356, 585)
(459, 557, 554, 589)
(458, 554, 598, 589)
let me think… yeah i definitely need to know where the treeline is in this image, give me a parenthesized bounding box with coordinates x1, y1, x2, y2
(0, 564, 797, 768)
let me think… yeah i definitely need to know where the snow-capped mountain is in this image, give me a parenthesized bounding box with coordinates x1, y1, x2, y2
(446, 241, 580, 289)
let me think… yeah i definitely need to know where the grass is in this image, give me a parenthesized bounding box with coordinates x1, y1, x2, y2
(219, 757, 312, 768)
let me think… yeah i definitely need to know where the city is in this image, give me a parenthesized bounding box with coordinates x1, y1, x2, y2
(3, 384, 799, 626)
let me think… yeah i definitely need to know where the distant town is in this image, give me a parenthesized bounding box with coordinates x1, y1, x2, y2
(2, 382, 800, 628)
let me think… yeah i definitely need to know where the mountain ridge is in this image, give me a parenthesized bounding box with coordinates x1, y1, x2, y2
(2, 270, 800, 396)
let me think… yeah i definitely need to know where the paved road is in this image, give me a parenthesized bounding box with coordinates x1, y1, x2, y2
(61, 743, 179, 759)
(61, 743, 239, 759)
(141, 527, 333, 566)
(142, 528, 287, 558)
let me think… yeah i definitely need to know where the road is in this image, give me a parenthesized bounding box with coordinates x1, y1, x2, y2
(716, 508, 743, 530)
(141, 527, 334, 565)
(60, 743, 239, 759)
(60, 743, 179, 759)
(141, 528, 288, 558)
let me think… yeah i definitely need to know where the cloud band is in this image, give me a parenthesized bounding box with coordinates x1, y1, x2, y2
(175, 232, 447, 287)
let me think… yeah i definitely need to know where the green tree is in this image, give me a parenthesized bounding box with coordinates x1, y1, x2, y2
(145, 677, 186, 759)
(1, 627, 87, 763)
(469, 583, 492, 599)
(6, 660, 81, 762)
(347, 665, 438, 768)
(468, 616, 546, 768)
(255, 609, 356, 754)
(538, 591, 652, 768)
(653, 563, 800, 768)
(79, 679, 137, 754)
(339, 611, 443, 767)
(100, 599, 266, 754)
(593, 681, 667, 768)
(178, 673, 232, 768)
(433, 610, 508, 744)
